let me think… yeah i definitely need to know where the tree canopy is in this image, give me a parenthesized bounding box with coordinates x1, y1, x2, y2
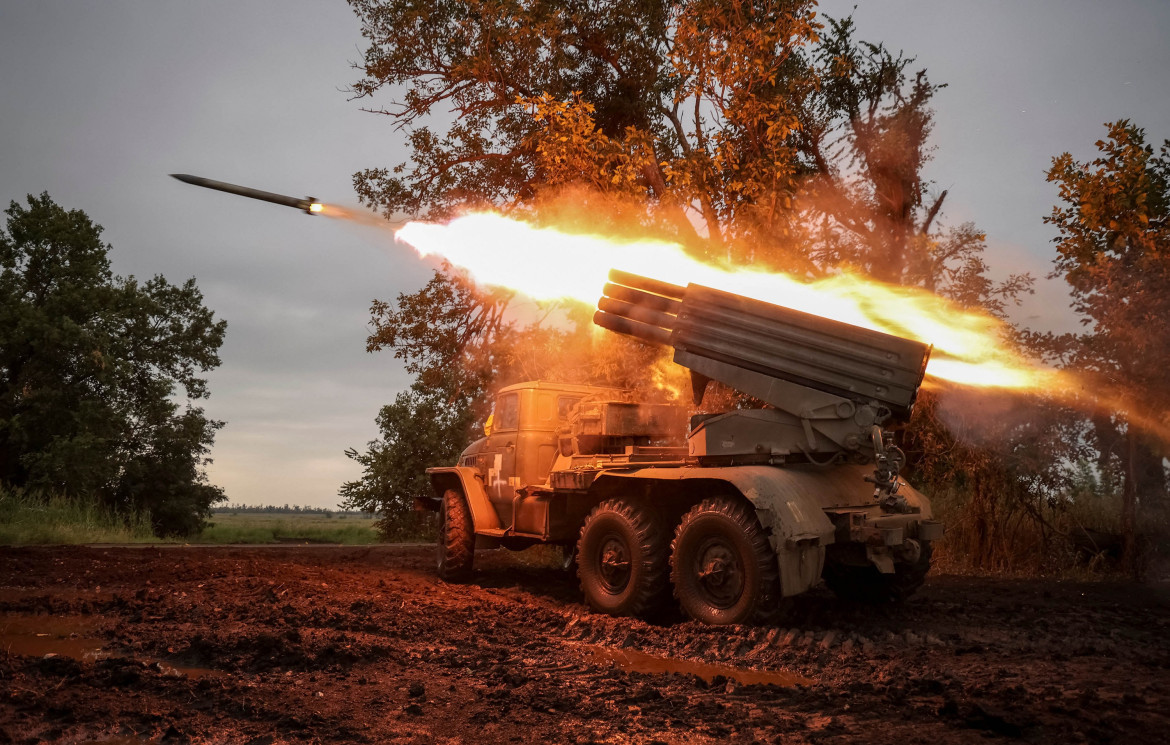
(1040, 121, 1170, 570)
(348, 1, 1029, 305)
(0, 193, 227, 536)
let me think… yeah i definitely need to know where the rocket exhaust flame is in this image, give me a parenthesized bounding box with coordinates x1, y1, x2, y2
(394, 213, 1170, 445)
(394, 212, 1062, 392)
(168, 174, 1168, 442)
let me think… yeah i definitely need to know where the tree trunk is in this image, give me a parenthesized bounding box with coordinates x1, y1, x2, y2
(1121, 433, 1139, 579)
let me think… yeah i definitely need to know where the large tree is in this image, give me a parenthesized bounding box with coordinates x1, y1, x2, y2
(343, 1, 1035, 548)
(0, 193, 227, 536)
(1042, 120, 1170, 572)
(348, 2, 1027, 299)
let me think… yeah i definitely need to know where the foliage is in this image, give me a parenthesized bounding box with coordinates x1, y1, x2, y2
(903, 388, 1091, 572)
(1033, 121, 1170, 573)
(340, 269, 509, 532)
(0, 193, 226, 536)
(348, 2, 1026, 297)
(793, 16, 1033, 310)
(341, 381, 476, 536)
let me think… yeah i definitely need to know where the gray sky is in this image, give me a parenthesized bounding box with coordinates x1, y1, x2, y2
(1, 1, 1167, 508)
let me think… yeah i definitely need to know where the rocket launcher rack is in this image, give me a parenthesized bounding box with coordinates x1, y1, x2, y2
(594, 269, 931, 419)
(594, 270, 932, 488)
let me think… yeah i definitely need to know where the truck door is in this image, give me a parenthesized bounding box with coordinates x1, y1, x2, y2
(484, 392, 520, 513)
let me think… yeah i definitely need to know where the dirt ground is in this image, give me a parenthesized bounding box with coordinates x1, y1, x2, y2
(1, 545, 1168, 744)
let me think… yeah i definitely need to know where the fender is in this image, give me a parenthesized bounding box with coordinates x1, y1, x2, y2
(425, 466, 501, 533)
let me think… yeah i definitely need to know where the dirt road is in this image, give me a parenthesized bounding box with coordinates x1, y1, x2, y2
(2, 545, 1168, 744)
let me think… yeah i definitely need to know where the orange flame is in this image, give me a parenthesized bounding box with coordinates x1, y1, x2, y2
(396, 212, 1064, 391)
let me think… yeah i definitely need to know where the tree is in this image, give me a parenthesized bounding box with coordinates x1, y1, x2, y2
(341, 383, 476, 537)
(339, 267, 668, 532)
(348, 3, 1026, 296)
(0, 193, 227, 536)
(342, 2, 1037, 552)
(792, 15, 1032, 308)
(348, 0, 819, 265)
(340, 270, 503, 533)
(1042, 120, 1170, 573)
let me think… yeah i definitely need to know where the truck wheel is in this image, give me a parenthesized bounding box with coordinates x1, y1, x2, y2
(576, 499, 669, 618)
(671, 498, 780, 625)
(437, 489, 474, 581)
(824, 541, 933, 603)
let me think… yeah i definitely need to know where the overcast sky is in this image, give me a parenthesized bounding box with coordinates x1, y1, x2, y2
(2, 1, 1167, 508)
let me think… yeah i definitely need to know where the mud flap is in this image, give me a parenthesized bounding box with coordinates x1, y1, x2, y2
(753, 509, 829, 597)
(711, 468, 836, 598)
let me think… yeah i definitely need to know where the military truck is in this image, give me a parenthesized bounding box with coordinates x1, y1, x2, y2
(419, 270, 943, 625)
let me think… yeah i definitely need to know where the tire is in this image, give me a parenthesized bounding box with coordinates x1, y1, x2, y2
(437, 489, 475, 581)
(558, 544, 578, 576)
(670, 497, 780, 625)
(576, 498, 670, 618)
(823, 541, 933, 603)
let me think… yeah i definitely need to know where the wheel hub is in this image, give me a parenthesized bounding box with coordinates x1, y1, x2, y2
(693, 538, 744, 609)
(597, 535, 631, 593)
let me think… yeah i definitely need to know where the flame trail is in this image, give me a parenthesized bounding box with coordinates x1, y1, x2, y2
(395, 212, 1065, 392)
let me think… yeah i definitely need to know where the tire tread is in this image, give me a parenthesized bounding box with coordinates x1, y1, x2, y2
(670, 497, 781, 625)
(577, 498, 670, 618)
(437, 489, 474, 581)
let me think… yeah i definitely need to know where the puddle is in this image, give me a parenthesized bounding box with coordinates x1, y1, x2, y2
(0, 613, 106, 661)
(0, 586, 57, 602)
(584, 644, 812, 687)
(0, 613, 217, 679)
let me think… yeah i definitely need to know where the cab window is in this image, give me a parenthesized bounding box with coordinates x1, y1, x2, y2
(495, 393, 520, 431)
(557, 396, 583, 421)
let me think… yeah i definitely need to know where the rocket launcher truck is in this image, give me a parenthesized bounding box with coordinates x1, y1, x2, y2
(421, 270, 943, 625)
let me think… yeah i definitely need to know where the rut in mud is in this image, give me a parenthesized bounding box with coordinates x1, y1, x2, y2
(1, 545, 1168, 744)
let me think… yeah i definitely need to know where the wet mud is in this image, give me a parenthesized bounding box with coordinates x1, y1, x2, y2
(1, 545, 1168, 743)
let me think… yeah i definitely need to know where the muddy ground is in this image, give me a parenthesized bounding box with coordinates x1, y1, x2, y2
(1, 545, 1168, 744)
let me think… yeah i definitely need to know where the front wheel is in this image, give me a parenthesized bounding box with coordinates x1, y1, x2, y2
(576, 498, 669, 618)
(437, 489, 475, 581)
(670, 498, 780, 625)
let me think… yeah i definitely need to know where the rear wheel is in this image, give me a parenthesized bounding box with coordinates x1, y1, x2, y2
(437, 489, 474, 581)
(576, 499, 669, 617)
(670, 498, 780, 625)
(823, 541, 933, 603)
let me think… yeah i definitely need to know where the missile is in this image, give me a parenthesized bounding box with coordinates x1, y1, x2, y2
(170, 173, 323, 215)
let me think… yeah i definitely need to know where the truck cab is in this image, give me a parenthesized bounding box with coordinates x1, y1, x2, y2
(437, 381, 624, 537)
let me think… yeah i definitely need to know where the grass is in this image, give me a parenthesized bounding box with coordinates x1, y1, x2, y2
(193, 511, 381, 545)
(0, 488, 155, 545)
(0, 486, 383, 546)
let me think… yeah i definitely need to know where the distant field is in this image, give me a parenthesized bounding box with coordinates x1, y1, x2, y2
(195, 511, 380, 545)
